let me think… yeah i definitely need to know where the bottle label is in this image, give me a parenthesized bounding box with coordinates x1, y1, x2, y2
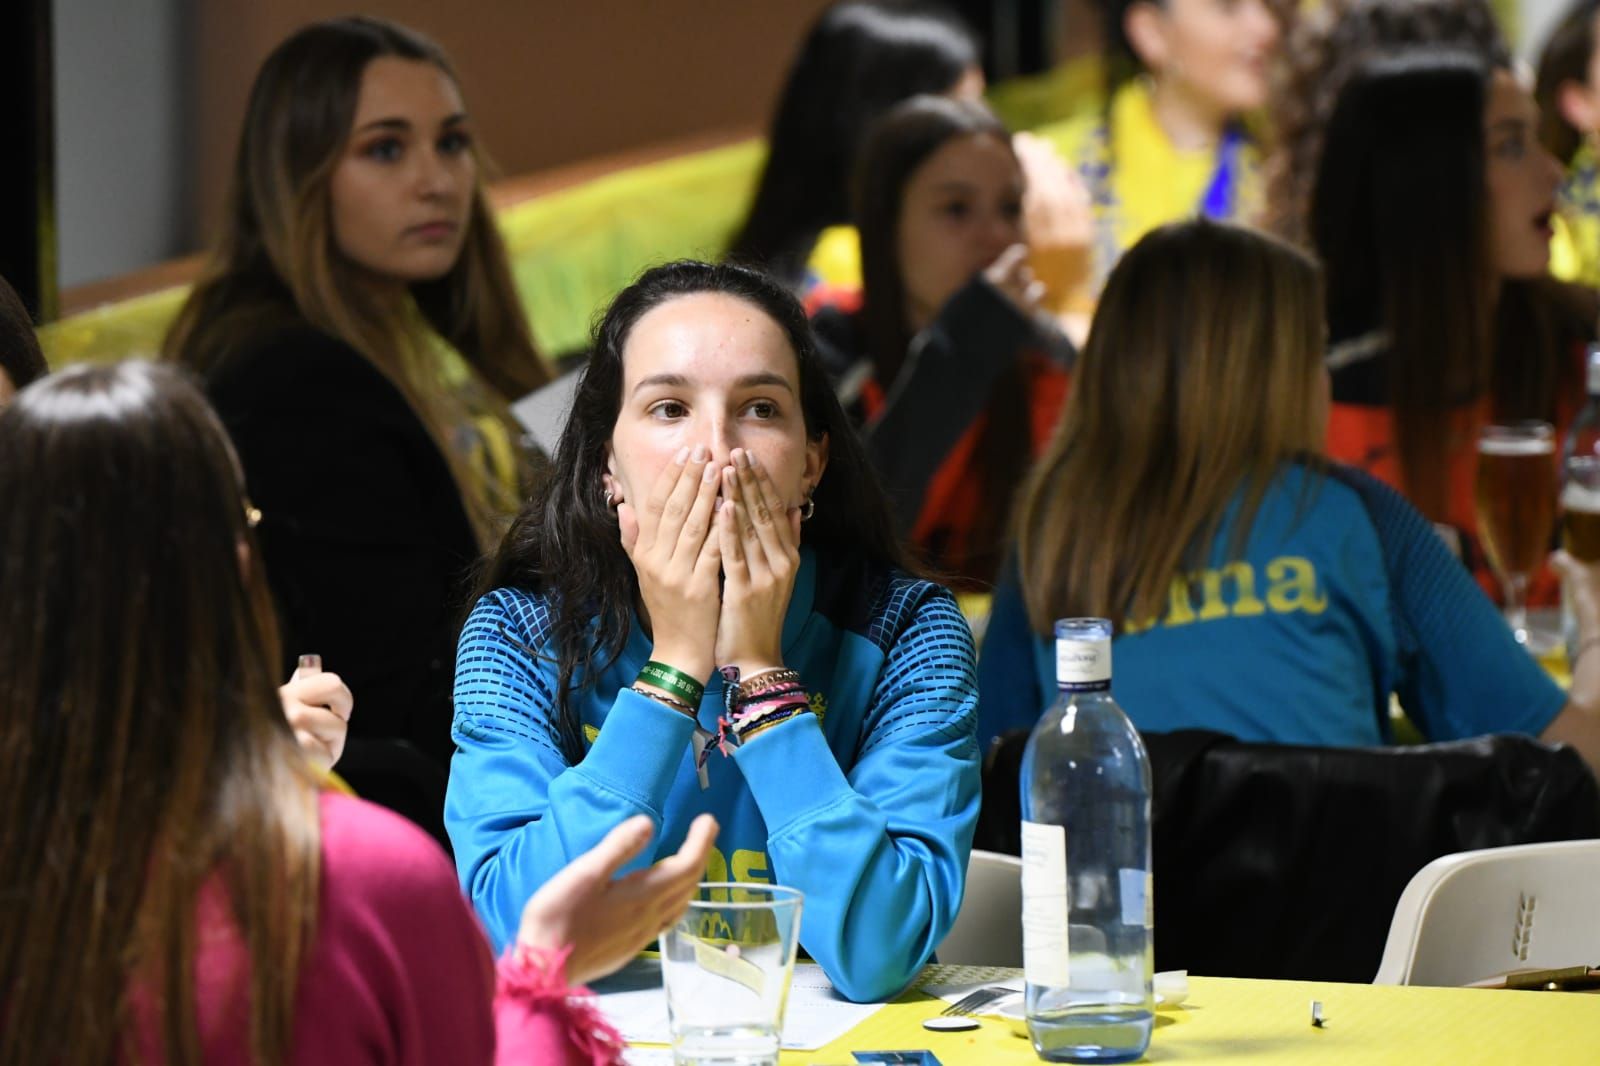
(1020, 820, 1071, 987)
(1056, 637, 1111, 692)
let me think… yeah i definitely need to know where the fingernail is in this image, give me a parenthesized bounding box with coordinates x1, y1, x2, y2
(673, 446, 690, 464)
(746, 451, 760, 470)
(691, 444, 708, 462)
(703, 462, 717, 482)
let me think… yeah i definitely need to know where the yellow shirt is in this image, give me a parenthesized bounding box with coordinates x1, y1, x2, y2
(1037, 81, 1264, 293)
(1551, 142, 1600, 289)
(807, 224, 863, 290)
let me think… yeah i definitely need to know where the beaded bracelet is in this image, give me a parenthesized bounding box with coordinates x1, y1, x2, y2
(638, 660, 706, 706)
(629, 683, 698, 719)
(737, 668, 802, 703)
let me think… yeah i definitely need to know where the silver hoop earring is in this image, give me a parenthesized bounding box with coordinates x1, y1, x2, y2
(604, 489, 617, 509)
(800, 495, 816, 522)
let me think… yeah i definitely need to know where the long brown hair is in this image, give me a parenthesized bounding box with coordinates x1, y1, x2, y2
(163, 15, 547, 546)
(1015, 220, 1325, 632)
(0, 362, 322, 1065)
(1311, 50, 1494, 522)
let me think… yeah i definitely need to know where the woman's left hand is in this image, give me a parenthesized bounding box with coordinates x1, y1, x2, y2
(714, 448, 801, 676)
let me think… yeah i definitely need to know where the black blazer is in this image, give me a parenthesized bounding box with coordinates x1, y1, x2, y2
(206, 325, 479, 846)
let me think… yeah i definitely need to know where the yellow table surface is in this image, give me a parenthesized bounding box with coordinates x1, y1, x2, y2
(785, 969, 1599, 1064)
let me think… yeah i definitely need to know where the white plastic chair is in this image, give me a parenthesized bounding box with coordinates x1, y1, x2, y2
(936, 849, 1023, 967)
(1373, 839, 1600, 986)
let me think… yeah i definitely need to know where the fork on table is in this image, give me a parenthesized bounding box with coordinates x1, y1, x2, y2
(939, 985, 1020, 1017)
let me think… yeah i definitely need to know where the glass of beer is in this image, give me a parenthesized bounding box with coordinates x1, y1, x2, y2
(1475, 422, 1558, 650)
(1563, 456, 1600, 562)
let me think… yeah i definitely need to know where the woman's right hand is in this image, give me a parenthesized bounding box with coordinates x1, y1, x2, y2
(616, 445, 723, 682)
(983, 243, 1047, 317)
(516, 813, 719, 986)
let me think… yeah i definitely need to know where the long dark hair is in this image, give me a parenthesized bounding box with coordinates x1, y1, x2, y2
(0, 362, 321, 1065)
(853, 94, 1031, 583)
(479, 261, 909, 761)
(855, 94, 1013, 383)
(0, 273, 47, 395)
(1267, 0, 1509, 246)
(164, 15, 546, 545)
(1311, 49, 1493, 522)
(726, 1, 978, 287)
(1535, 0, 1600, 165)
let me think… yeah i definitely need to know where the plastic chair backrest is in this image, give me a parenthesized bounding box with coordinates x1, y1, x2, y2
(936, 849, 1023, 968)
(1373, 839, 1600, 986)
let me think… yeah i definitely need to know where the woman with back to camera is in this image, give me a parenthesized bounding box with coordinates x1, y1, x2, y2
(0, 361, 717, 1065)
(977, 219, 1600, 775)
(0, 275, 354, 761)
(727, 0, 984, 294)
(446, 260, 982, 1003)
(812, 94, 1076, 588)
(165, 16, 550, 842)
(1311, 48, 1588, 599)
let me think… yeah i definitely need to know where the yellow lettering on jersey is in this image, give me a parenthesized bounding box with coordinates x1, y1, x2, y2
(699, 845, 773, 903)
(1195, 561, 1266, 620)
(1266, 556, 1328, 615)
(702, 846, 730, 901)
(1137, 556, 1325, 632)
(1163, 574, 1197, 627)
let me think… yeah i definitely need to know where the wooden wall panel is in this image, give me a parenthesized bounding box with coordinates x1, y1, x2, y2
(190, 1, 832, 245)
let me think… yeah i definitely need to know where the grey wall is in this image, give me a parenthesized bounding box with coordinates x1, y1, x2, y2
(1522, 0, 1573, 64)
(53, 0, 189, 289)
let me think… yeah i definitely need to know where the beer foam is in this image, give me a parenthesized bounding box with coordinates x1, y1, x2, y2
(1563, 483, 1600, 511)
(1478, 436, 1555, 456)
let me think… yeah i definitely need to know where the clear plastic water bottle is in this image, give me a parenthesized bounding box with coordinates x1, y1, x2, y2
(1020, 618, 1153, 1063)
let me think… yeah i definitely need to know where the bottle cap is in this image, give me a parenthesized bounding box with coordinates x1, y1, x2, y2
(1054, 618, 1111, 690)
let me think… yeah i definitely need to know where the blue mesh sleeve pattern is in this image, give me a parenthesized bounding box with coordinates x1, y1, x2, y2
(731, 579, 980, 1002)
(445, 588, 697, 952)
(1330, 466, 1567, 740)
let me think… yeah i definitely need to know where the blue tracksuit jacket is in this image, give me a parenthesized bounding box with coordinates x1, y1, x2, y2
(446, 546, 980, 1002)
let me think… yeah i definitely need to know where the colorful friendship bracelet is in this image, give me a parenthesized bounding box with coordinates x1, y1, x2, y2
(637, 660, 706, 706)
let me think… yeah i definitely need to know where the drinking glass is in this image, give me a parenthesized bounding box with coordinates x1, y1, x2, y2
(660, 883, 803, 1066)
(1475, 422, 1558, 652)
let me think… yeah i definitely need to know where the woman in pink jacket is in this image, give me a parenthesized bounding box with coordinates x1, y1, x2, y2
(0, 360, 711, 1065)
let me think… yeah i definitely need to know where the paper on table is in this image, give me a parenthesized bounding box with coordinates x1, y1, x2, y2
(593, 958, 887, 1051)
